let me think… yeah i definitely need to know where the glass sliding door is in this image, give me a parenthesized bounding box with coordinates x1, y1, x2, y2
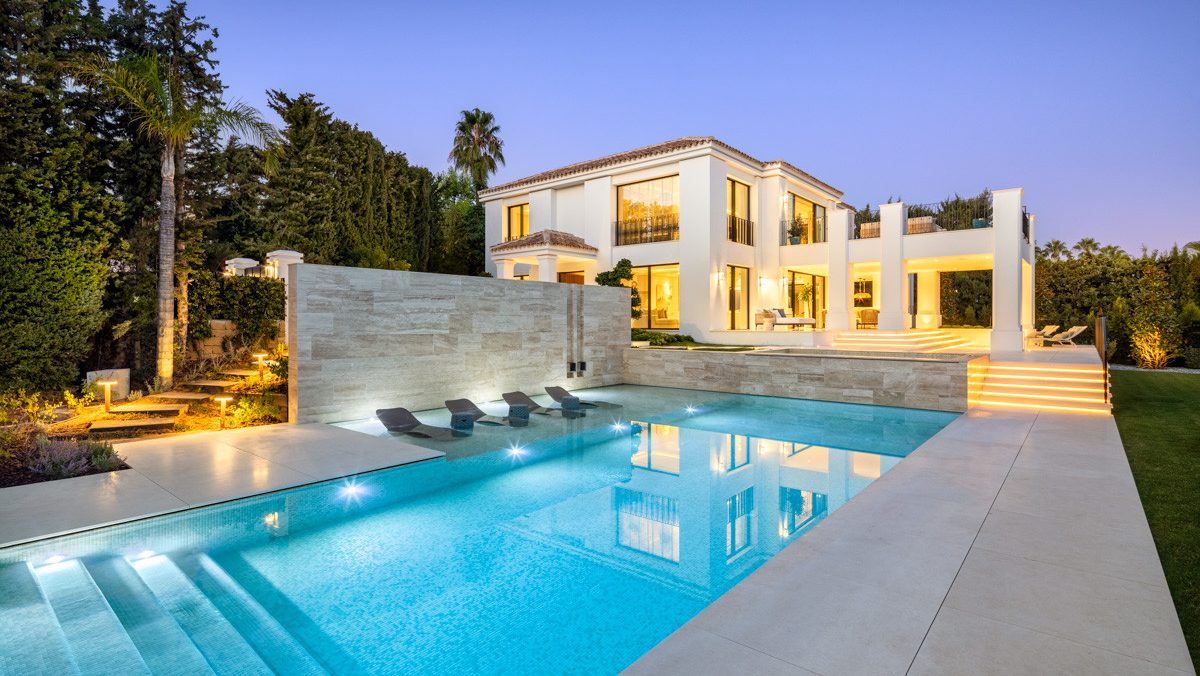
(629, 263, 680, 330)
(727, 265, 750, 330)
(505, 203, 529, 241)
(789, 271, 827, 329)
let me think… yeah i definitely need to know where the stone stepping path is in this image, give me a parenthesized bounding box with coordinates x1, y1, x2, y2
(89, 417, 178, 433)
(218, 368, 258, 378)
(146, 391, 212, 402)
(109, 402, 188, 417)
(184, 379, 239, 393)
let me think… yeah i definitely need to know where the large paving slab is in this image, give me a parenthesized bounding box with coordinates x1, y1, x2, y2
(0, 423, 442, 547)
(626, 408, 1194, 675)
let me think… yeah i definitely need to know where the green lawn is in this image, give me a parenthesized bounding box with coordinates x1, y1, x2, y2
(1111, 370, 1200, 666)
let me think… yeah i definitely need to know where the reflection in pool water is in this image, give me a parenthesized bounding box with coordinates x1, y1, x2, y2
(0, 387, 954, 675)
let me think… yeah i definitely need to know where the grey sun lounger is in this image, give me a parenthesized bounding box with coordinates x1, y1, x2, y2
(502, 391, 562, 416)
(445, 399, 511, 426)
(376, 407, 465, 440)
(545, 386, 621, 409)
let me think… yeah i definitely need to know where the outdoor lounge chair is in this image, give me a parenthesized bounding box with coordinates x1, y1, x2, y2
(768, 308, 816, 331)
(376, 407, 465, 440)
(545, 386, 621, 409)
(503, 391, 562, 416)
(444, 398, 511, 426)
(1034, 324, 1061, 338)
(1043, 325, 1087, 346)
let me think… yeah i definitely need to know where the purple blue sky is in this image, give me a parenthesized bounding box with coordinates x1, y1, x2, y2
(192, 0, 1198, 252)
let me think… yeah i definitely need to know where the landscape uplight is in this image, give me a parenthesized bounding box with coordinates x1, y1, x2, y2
(253, 352, 269, 380)
(96, 380, 117, 412)
(214, 395, 233, 428)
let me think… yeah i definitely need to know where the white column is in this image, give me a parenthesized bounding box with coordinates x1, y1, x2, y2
(583, 177, 613, 271)
(536, 253, 558, 282)
(877, 202, 908, 331)
(825, 208, 853, 330)
(483, 200, 503, 276)
(991, 188, 1025, 351)
(915, 270, 941, 329)
(495, 258, 516, 280)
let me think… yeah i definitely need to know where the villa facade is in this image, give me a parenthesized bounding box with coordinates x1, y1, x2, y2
(481, 137, 1036, 352)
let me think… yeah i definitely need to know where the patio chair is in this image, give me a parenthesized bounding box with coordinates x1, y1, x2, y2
(1034, 324, 1060, 338)
(444, 399, 511, 426)
(1043, 326, 1087, 346)
(503, 391, 563, 416)
(769, 308, 816, 331)
(857, 308, 879, 329)
(375, 407, 465, 440)
(545, 386, 621, 409)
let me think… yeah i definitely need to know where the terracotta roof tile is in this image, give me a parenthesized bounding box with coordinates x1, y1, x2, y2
(489, 229, 598, 255)
(479, 136, 842, 198)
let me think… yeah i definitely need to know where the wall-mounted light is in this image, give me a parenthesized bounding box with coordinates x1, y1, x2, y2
(718, 270, 726, 285)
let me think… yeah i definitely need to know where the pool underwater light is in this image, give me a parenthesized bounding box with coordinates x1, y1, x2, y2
(685, 405, 698, 415)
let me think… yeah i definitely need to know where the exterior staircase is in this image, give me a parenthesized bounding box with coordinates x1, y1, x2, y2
(0, 552, 331, 674)
(88, 369, 255, 435)
(969, 360, 1111, 414)
(832, 330, 974, 353)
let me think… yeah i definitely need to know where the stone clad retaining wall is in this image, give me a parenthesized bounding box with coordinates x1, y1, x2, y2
(288, 265, 630, 423)
(623, 348, 987, 412)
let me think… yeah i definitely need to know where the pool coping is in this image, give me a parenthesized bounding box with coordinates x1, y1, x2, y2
(625, 406, 1195, 675)
(0, 423, 443, 548)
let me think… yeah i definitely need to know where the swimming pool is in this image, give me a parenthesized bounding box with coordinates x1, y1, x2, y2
(0, 386, 956, 674)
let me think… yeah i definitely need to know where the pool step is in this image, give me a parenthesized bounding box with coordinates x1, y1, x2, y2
(84, 557, 216, 676)
(131, 554, 275, 675)
(176, 553, 327, 676)
(0, 563, 79, 674)
(33, 559, 151, 675)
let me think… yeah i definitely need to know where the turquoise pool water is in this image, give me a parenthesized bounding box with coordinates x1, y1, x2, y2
(0, 386, 956, 675)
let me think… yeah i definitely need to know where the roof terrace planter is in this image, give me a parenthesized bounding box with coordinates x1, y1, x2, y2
(613, 215, 679, 246)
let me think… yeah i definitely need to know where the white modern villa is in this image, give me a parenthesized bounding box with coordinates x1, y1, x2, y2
(482, 137, 1036, 353)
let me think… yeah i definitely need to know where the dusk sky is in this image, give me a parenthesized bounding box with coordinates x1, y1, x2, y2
(193, 0, 1198, 253)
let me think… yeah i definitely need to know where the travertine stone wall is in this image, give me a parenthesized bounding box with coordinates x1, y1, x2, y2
(288, 266, 630, 423)
(623, 348, 986, 412)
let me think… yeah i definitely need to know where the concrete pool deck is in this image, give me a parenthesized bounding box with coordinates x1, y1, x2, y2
(627, 406, 1194, 675)
(0, 423, 441, 547)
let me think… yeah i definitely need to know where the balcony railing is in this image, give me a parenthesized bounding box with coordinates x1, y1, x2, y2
(780, 218, 826, 245)
(727, 215, 754, 245)
(614, 215, 679, 246)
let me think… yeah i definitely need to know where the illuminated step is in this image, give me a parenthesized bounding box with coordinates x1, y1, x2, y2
(975, 372, 1105, 384)
(984, 363, 1104, 375)
(976, 389, 1109, 405)
(973, 398, 1111, 414)
(970, 381, 1108, 395)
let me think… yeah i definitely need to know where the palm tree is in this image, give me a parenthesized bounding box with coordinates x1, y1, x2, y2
(1099, 244, 1129, 261)
(449, 108, 504, 191)
(76, 54, 280, 387)
(1073, 237, 1101, 257)
(1042, 239, 1071, 261)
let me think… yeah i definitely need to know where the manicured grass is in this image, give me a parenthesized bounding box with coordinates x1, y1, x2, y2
(1111, 370, 1200, 666)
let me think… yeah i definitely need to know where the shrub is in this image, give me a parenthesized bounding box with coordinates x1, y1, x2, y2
(631, 329, 695, 346)
(1183, 347, 1200, 370)
(1131, 329, 1173, 369)
(189, 272, 286, 349)
(89, 441, 125, 473)
(230, 396, 283, 427)
(596, 259, 642, 319)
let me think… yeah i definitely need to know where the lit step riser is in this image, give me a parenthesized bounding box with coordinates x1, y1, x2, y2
(835, 338, 964, 348)
(985, 365, 1104, 375)
(976, 391, 1109, 405)
(976, 374, 1105, 384)
(974, 399, 1111, 414)
(970, 382, 1108, 395)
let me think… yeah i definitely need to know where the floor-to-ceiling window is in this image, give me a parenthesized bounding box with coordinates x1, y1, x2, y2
(726, 487, 754, 558)
(726, 179, 753, 245)
(505, 203, 529, 241)
(786, 193, 826, 244)
(789, 271, 827, 329)
(629, 263, 680, 330)
(727, 265, 750, 330)
(616, 175, 679, 245)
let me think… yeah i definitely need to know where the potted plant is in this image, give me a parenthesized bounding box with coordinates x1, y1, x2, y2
(787, 220, 804, 245)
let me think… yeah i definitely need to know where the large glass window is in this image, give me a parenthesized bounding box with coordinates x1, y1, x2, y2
(629, 263, 680, 330)
(726, 179, 752, 244)
(630, 422, 680, 475)
(726, 487, 755, 558)
(727, 265, 750, 330)
(789, 271, 827, 329)
(787, 193, 826, 244)
(616, 176, 679, 244)
(505, 203, 529, 241)
(615, 488, 680, 562)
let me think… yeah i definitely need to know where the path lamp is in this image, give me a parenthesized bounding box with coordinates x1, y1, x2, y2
(214, 396, 233, 429)
(253, 352, 269, 381)
(96, 380, 117, 413)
